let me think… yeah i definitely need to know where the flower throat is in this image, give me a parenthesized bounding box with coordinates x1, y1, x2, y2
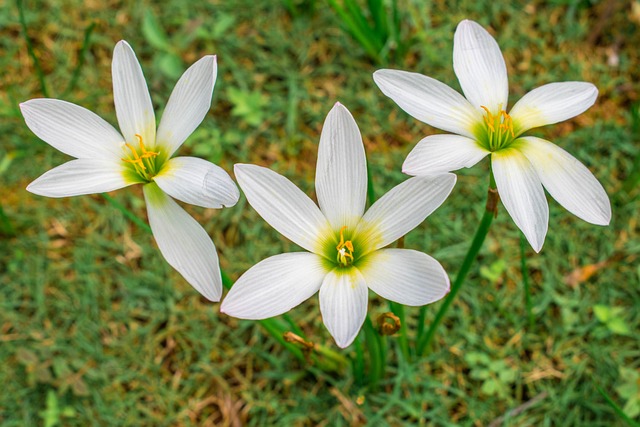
(122, 134, 160, 181)
(480, 105, 515, 151)
(336, 226, 354, 267)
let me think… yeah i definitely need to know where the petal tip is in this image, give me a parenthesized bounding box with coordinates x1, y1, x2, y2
(25, 181, 47, 197)
(224, 186, 241, 208)
(532, 240, 543, 253)
(457, 19, 477, 31)
(206, 294, 221, 303)
(114, 40, 131, 51)
(372, 69, 390, 83)
(202, 54, 217, 66)
(334, 336, 355, 349)
(219, 297, 230, 313)
(233, 163, 249, 175)
(331, 102, 348, 114)
(593, 212, 611, 226)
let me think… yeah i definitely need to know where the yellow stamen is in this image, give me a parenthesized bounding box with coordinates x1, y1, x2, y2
(122, 142, 147, 170)
(135, 134, 159, 158)
(336, 226, 355, 266)
(499, 111, 515, 137)
(480, 105, 515, 150)
(121, 134, 160, 180)
(481, 106, 495, 132)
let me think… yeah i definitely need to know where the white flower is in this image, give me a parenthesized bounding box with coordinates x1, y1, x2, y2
(21, 40, 239, 301)
(221, 103, 455, 348)
(373, 19, 611, 252)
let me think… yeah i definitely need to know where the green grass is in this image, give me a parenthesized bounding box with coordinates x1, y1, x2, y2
(1, 0, 639, 425)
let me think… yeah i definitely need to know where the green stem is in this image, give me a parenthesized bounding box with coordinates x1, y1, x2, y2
(520, 233, 534, 330)
(222, 268, 307, 362)
(222, 258, 347, 370)
(416, 303, 426, 344)
(101, 193, 152, 233)
(364, 160, 389, 382)
(353, 335, 365, 385)
(61, 21, 96, 98)
(416, 174, 497, 355)
(17, 0, 49, 97)
(363, 317, 383, 387)
(388, 301, 410, 360)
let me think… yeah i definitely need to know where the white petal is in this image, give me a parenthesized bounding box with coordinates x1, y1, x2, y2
(234, 164, 331, 254)
(20, 99, 124, 160)
(157, 55, 217, 156)
(509, 82, 598, 135)
(355, 175, 456, 254)
(143, 183, 222, 301)
(315, 103, 367, 231)
(453, 20, 508, 114)
(112, 41, 156, 147)
(515, 137, 610, 225)
(154, 157, 239, 209)
(402, 134, 490, 176)
(373, 69, 481, 139)
(319, 268, 368, 348)
(359, 249, 449, 306)
(27, 159, 131, 197)
(220, 252, 327, 319)
(492, 149, 548, 252)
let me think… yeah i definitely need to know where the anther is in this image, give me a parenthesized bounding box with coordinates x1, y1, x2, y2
(481, 106, 495, 132)
(135, 134, 159, 158)
(122, 142, 147, 170)
(336, 226, 355, 267)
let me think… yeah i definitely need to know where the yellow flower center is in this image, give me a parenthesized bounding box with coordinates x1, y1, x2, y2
(336, 226, 355, 267)
(480, 105, 515, 151)
(122, 134, 160, 181)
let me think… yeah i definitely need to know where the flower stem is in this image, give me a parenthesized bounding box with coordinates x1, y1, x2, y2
(222, 271, 348, 371)
(364, 161, 388, 382)
(388, 301, 410, 360)
(61, 21, 96, 98)
(353, 335, 365, 385)
(363, 316, 383, 387)
(416, 174, 497, 355)
(520, 233, 534, 330)
(101, 193, 152, 233)
(220, 271, 304, 362)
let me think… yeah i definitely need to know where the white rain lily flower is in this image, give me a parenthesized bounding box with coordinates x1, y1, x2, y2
(221, 103, 455, 348)
(374, 19, 611, 252)
(21, 40, 239, 301)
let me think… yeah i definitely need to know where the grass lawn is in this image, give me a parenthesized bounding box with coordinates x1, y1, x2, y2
(1, 0, 639, 425)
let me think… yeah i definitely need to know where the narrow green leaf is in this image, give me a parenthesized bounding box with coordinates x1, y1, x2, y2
(327, 0, 381, 61)
(17, 0, 49, 97)
(595, 380, 640, 427)
(62, 21, 96, 97)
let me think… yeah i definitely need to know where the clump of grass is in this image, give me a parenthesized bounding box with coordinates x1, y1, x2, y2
(327, 0, 411, 64)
